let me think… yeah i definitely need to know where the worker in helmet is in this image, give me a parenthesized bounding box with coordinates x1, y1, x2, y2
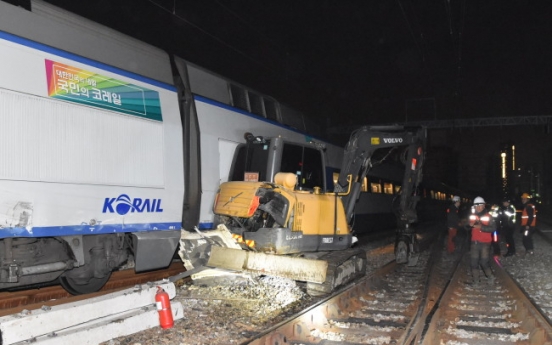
(520, 193, 537, 255)
(467, 196, 496, 285)
(497, 197, 516, 256)
(446, 196, 462, 253)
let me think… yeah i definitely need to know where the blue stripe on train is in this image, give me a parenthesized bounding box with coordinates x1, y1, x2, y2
(0, 222, 182, 238)
(198, 222, 214, 230)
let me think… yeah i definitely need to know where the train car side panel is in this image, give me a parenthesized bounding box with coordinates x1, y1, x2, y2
(0, 31, 183, 236)
(0, 1, 184, 292)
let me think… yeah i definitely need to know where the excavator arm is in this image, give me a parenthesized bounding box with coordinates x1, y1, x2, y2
(335, 126, 427, 263)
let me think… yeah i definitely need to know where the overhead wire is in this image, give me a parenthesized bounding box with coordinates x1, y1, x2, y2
(213, 0, 284, 52)
(213, 0, 294, 81)
(406, 0, 426, 63)
(146, 0, 278, 74)
(444, 0, 453, 35)
(458, 0, 466, 66)
(213, 0, 333, 80)
(456, 0, 467, 96)
(397, 0, 425, 63)
(146, 0, 316, 113)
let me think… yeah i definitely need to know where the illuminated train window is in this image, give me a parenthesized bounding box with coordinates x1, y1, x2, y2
(332, 172, 339, 186)
(384, 182, 394, 194)
(332, 172, 368, 192)
(371, 182, 382, 193)
(361, 177, 369, 192)
(395, 185, 401, 194)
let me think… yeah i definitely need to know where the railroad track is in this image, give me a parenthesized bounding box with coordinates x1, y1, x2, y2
(422, 255, 552, 345)
(244, 234, 552, 345)
(0, 261, 186, 317)
(245, 232, 459, 344)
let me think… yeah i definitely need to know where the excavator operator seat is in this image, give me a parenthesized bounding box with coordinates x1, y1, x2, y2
(274, 172, 297, 190)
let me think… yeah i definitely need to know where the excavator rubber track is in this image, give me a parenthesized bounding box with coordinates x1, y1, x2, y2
(306, 247, 367, 296)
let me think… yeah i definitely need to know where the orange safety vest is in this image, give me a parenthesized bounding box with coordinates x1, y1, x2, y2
(521, 203, 537, 226)
(469, 212, 493, 243)
(469, 213, 493, 226)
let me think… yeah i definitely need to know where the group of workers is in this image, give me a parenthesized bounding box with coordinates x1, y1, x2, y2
(446, 193, 537, 285)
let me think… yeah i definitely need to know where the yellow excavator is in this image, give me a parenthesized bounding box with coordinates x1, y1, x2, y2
(179, 126, 426, 295)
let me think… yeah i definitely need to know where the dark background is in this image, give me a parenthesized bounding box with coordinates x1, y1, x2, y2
(6, 0, 552, 203)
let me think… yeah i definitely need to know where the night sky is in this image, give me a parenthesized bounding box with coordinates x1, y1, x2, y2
(37, 0, 552, 126)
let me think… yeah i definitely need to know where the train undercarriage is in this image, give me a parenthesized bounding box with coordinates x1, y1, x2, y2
(0, 231, 179, 295)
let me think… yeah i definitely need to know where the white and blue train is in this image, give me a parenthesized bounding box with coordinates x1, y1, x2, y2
(0, 0, 460, 294)
(0, 0, 348, 294)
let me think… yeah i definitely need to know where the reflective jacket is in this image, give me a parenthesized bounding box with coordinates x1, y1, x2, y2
(469, 208, 494, 243)
(497, 204, 516, 228)
(521, 203, 536, 226)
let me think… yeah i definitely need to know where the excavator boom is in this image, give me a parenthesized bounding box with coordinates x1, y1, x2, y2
(335, 126, 426, 263)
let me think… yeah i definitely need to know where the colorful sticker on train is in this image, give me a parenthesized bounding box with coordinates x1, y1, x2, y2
(45, 59, 162, 121)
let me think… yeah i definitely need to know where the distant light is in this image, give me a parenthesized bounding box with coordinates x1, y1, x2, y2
(500, 152, 506, 178)
(512, 145, 516, 170)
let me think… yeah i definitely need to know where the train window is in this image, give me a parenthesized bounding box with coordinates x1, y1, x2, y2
(333, 172, 339, 185)
(384, 182, 394, 194)
(280, 144, 324, 190)
(230, 84, 249, 112)
(361, 177, 369, 192)
(371, 182, 382, 193)
(430, 190, 435, 199)
(394, 185, 401, 194)
(230, 141, 270, 182)
(333, 174, 369, 193)
(248, 91, 264, 116)
(332, 171, 346, 191)
(264, 98, 279, 122)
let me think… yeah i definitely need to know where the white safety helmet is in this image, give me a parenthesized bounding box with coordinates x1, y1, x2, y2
(452, 195, 461, 203)
(473, 196, 485, 205)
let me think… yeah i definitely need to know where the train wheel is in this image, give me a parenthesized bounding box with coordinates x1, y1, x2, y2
(59, 272, 112, 295)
